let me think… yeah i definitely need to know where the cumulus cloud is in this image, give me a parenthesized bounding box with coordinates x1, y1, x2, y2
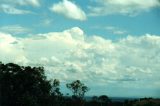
(89, 0, 160, 16)
(50, 0, 87, 21)
(0, 27, 160, 90)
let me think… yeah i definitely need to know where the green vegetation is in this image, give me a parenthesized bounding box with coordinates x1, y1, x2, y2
(0, 62, 159, 106)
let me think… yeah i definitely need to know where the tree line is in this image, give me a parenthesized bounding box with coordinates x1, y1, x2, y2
(0, 62, 159, 106)
(0, 62, 111, 106)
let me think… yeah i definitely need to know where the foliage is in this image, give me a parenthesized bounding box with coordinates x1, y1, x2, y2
(66, 80, 89, 99)
(0, 62, 51, 106)
(51, 79, 62, 96)
(0, 62, 159, 106)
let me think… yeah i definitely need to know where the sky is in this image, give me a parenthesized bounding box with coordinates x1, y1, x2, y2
(0, 0, 160, 98)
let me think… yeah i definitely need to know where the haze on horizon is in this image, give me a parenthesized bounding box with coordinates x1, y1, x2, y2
(0, 0, 160, 97)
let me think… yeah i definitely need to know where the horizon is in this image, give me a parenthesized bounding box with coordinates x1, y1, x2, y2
(0, 0, 160, 98)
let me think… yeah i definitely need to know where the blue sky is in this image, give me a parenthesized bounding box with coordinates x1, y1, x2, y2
(0, 0, 160, 97)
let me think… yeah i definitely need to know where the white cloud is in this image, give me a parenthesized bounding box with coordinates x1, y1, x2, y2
(89, 0, 160, 16)
(92, 26, 127, 35)
(1, 0, 40, 7)
(0, 27, 160, 90)
(0, 0, 40, 14)
(106, 26, 127, 35)
(50, 0, 87, 21)
(39, 18, 54, 27)
(0, 25, 31, 34)
(0, 4, 32, 14)
(16, 0, 40, 7)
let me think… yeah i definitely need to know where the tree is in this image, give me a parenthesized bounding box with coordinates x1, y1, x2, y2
(51, 79, 62, 96)
(0, 62, 52, 106)
(66, 80, 89, 99)
(50, 79, 64, 106)
(98, 95, 111, 106)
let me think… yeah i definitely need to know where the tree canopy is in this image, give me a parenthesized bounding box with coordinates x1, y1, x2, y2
(0, 62, 152, 106)
(0, 62, 51, 106)
(66, 80, 89, 99)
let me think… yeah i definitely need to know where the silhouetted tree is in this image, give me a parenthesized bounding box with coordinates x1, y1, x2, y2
(50, 79, 64, 106)
(92, 96, 98, 102)
(98, 95, 111, 106)
(51, 79, 62, 96)
(66, 80, 89, 99)
(66, 80, 89, 106)
(0, 62, 51, 106)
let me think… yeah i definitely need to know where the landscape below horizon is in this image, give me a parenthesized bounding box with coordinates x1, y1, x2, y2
(0, 0, 160, 99)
